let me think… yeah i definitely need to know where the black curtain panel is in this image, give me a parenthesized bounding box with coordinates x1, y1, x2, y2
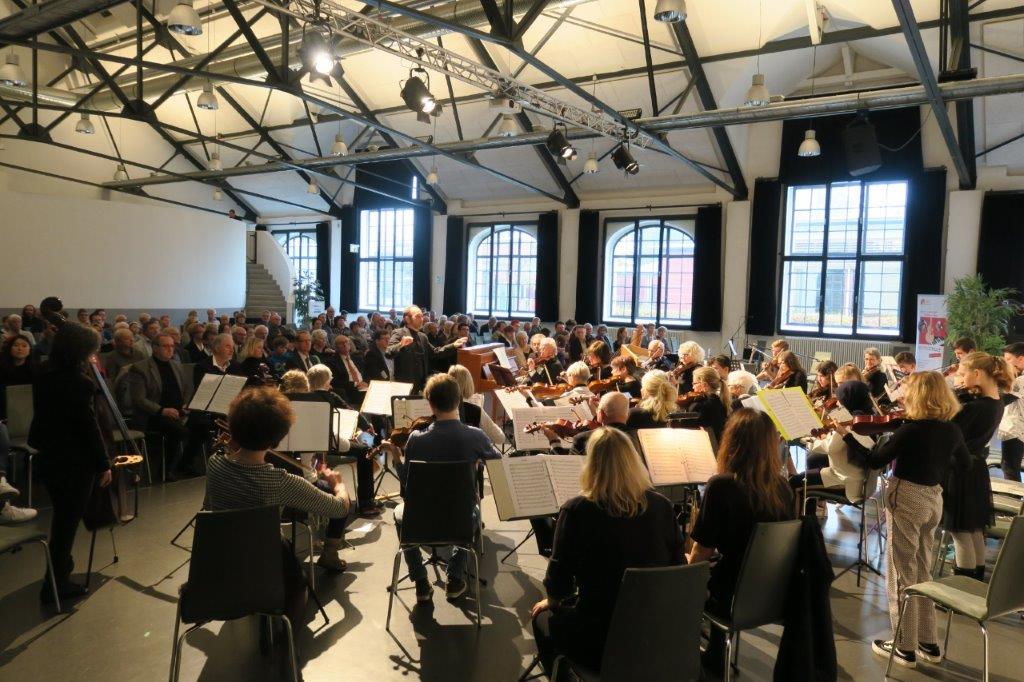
(746, 179, 783, 336)
(315, 221, 330, 305)
(691, 204, 724, 331)
(779, 107, 923, 184)
(413, 205, 432, 307)
(536, 211, 560, 322)
(575, 210, 600, 324)
(443, 216, 466, 314)
(900, 168, 947, 343)
(339, 205, 358, 314)
(354, 160, 415, 209)
(977, 191, 1024, 338)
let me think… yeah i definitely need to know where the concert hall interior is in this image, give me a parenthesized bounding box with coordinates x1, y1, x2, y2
(5, 1, 1024, 680)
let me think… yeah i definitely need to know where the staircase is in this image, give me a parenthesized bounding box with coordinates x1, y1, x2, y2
(245, 262, 288, 319)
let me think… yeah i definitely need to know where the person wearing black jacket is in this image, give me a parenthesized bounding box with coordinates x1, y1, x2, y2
(363, 330, 392, 382)
(526, 337, 564, 386)
(29, 323, 112, 603)
(862, 347, 889, 401)
(191, 333, 242, 387)
(675, 366, 730, 444)
(385, 306, 467, 393)
(565, 325, 592, 364)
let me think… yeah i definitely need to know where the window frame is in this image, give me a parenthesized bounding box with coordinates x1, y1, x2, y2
(465, 221, 539, 319)
(777, 180, 908, 340)
(357, 207, 415, 313)
(600, 215, 697, 330)
(271, 229, 318, 282)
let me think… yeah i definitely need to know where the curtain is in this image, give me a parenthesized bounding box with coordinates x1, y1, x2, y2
(443, 216, 466, 314)
(900, 169, 947, 342)
(977, 190, 1024, 338)
(339, 205, 358, 314)
(536, 211, 560, 322)
(575, 210, 600, 323)
(413, 205, 432, 307)
(691, 204, 723, 331)
(746, 179, 783, 336)
(315, 221, 330, 305)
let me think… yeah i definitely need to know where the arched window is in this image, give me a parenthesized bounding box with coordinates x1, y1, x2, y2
(466, 223, 538, 318)
(273, 230, 318, 281)
(603, 218, 695, 326)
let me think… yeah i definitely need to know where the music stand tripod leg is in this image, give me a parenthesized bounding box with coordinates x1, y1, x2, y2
(170, 514, 197, 548)
(500, 529, 535, 565)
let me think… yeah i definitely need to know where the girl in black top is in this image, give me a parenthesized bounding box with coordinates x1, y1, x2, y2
(769, 350, 808, 392)
(862, 347, 889, 401)
(0, 335, 35, 419)
(807, 360, 838, 405)
(531, 427, 683, 675)
(625, 370, 676, 431)
(946, 352, 1011, 579)
(585, 340, 613, 381)
(609, 356, 641, 397)
(677, 366, 730, 444)
(689, 409, 794, 673)
(838, 371, 970, 666)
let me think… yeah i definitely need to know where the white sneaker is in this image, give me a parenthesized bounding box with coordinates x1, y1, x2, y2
(0, 476, 19, 501)
(0, 503, 38, 524)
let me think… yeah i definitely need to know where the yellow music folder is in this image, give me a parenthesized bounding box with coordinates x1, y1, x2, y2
(744, 387, 823, 441)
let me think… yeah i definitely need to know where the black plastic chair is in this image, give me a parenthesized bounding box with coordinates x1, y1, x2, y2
(169, 506, 299, 682)
(704, 520, 802, 682)
(0, 526, 60, 612)
(386, 460, 482, 631)
(550, 562, 710, 682)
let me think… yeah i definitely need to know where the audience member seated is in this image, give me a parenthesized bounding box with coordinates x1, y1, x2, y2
(230, 325, 248, 352)
(310, 329, 332, 358)
(625, 370, 677, 431)
(183, 323, 209, 363)
(205, 387, 352, 600)
(285, 331, 321, 373)
(383, 375, 499, 604)
(530, 427, 683, 676)
(267, 336, 292, 378)
(192, 333, 242, 387)
(2, 314, 36, 347)
(0, 422, 37, 523)
(687, 409, 795, 673)
(306, 364, 382, 518)
(0, 335, 36, 419)
(237, 336, 271, 385)
(127, 331, 201, 480)
(134, 319, 160, 358)
(20, 304, 46, 334)
(362, 329, 392, 382)
(325, 334, 368, 405)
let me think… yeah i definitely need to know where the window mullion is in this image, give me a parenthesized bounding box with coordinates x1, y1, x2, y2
(631, 221, 640, 326)
(818, 183, 832, 335)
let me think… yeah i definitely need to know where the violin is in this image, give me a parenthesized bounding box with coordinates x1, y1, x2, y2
(587, 377, 619, 394)
(213, 418, 318, 477)
(767, 368, 793, 389)
(567, 394, 592, 406)
(676, 390, 701, 409)
(849, 410, 907, 435)
(524, 417, 599, 438)
(385, 416, 435, 449)
(529, 383, 573, 400)
(670, 361, 697, 379)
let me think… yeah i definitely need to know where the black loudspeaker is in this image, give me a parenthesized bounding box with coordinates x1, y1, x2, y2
(843, 119, 882, 177)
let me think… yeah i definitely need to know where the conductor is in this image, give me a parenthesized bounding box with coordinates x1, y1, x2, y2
(386, 305, 468, 392)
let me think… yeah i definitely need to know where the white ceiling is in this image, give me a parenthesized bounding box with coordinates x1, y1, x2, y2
(0, 0, 1022, 218)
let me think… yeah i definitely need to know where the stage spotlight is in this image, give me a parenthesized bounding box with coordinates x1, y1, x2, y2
(611, 143, 639, 175)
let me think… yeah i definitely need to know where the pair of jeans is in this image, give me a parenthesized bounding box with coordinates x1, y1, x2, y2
(393, 502, 475, 582)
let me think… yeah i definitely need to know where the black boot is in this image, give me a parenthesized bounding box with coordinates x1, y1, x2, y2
(952, 566, 974, 576)
(975, 565, 986, 581)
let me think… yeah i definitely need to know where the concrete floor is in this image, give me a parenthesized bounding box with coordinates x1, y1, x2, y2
(1, 470, 1022, 682)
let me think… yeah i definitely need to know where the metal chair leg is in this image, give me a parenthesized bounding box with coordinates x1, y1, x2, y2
(886, 594, 911, 678)
(942, 609, 953, 656)
(37, 540, 61, 613)
(305, 523, 315, 592)
(27, 454, 33, 508)
(385, 551, 402, 632)
(471, 549, 481, 629)
(279, 615, 300, 682)
(518, 654, 542, 682)
(723, 630, 734, 682)
(980, 622, 989, 682)
(169, 603, 182, 682)
(138, 437, 152, 485)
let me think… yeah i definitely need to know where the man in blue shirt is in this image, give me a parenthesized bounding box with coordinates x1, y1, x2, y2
(388, 374, 499, 603)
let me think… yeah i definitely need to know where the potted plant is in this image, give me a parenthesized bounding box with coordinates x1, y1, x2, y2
(292, 273, 325, 327)
(945, 274, 1022, 355)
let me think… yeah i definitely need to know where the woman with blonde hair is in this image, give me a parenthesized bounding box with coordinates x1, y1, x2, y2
(688, 409, 793, 672)
(626, 369, 678, 430)
(279, 369, 310, 395)
(674, 340, 706, 394)
(838, 371, 971, 667)
(677, 365, 731, 443)
(946, 352, 1011, 580)
(447, 364, 506, 446)
(512, 329, 531, 368)
(530, 427, 683, 675)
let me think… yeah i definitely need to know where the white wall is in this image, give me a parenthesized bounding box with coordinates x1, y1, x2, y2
(0, 188, 246, 314)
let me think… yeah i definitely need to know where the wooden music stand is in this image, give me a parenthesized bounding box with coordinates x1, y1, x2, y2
(457, 342, 504, 393)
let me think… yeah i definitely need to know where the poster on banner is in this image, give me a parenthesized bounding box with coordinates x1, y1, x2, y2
(309, 299, 326, 317)
(915, 294, 948, 371)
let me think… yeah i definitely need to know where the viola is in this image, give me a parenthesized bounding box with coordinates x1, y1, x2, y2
(670, 361, 698, 379)
(849, 410, 907, 435)
(767, 368, 793, 390)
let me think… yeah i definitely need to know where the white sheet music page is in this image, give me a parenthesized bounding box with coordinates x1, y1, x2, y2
(494, 388, 530, 417)
(493, 345, 511, 369)
(333, 409, 360, 441)
(678, 429, 718, 483)
(510, 406, 580, 451)
(284, 401, 331, 452)
(636, 429, 689, 486)
(741, 394, 766, 413)
(206, 374, 247, 415)
(782, 387, 823, 438)
(360, 380, 414, 415)
(188, 373, 220, 411)
(544, 456, 583, 506)
(506, 457, 558, 517)
(392, 397, 432, 428)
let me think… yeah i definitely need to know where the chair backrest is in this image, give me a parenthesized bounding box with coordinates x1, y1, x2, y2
(987, 515, 1024, 619)
(400, 460, 478, 546)
(730, 520, 802, 630)
(5, 384, 33, 439)
(182, 506, 285, 623)
(599, 563, 710, 682)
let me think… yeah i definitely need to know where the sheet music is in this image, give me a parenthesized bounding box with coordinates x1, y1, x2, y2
(510, 406, 579, 451)
(552, 395, 594, 420)
(544, 456, 583, 506)
(391, 397, 433, 428)
(206, 374, 247, 415)
(505, 457, 559, 518)
(826, 405, 874, 450)
(493, 388, 530, 417)
(188, 373, 221, 411)
(741, 394, 766, 413)
(757, 388, 822, 440)
(280, 401, 331, 452)
(637, 428, 717, 485)
(360, 380, 414, 415)
(332, 408, 360, 441)
(493, 345, 511, 369)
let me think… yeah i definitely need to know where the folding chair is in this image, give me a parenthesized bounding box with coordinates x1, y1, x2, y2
(0, 526, 60, 612)
(5, 384, 37, 507)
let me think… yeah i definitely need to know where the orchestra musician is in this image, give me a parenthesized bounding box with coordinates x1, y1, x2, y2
(727, 370, 758, 409)
(945, 337, 977, 390)
(642, 339, 673, 373)
(625, 370, 677, 431)
(526, 337, 564, 385)
(862, 348, 888, 401)
(894, 351, 917, 376)
(807, 360, 838, 405)
(585, 341, 614, 381)
(674, 366, 731, 443)
(709, 355, 732, 385)
(609, 356, 641, 397)
(838, 372, 970, 667)
(755, 338, 789, 382)
(561, 362, 594, 399)
(945, 352, 1011, 581)
(566, 324, 592, 364)
(672, 341, 705, 394)
(767, 350, 808, 392)
(386, 305, 468, 393)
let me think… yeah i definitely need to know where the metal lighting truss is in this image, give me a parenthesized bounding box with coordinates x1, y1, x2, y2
(253, 0, 653, 149)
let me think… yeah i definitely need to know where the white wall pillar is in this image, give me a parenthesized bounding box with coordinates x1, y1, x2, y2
(559, 209, 580, 321)
(431, 213, 448, 312)
(944, 190, 985, 293)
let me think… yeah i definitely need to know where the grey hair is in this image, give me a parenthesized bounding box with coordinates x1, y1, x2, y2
(307, 364, 333, 391)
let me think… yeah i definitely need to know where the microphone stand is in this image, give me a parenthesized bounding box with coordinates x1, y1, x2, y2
(723, 315, 747, 358)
